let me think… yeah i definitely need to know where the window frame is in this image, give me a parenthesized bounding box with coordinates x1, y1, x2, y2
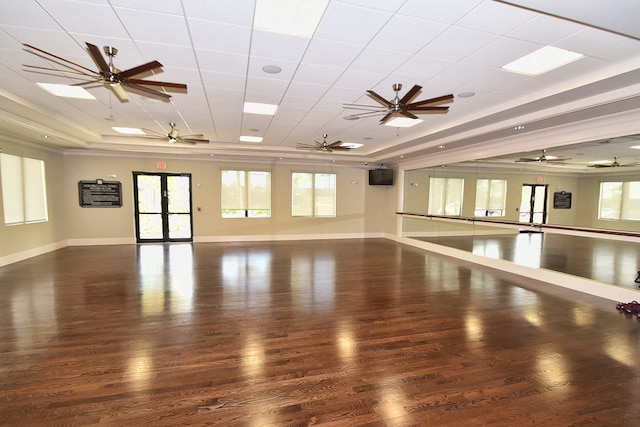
(220, 169, 271, 218)
(291, 172, 337, 218)
(475, 178, 507, 217)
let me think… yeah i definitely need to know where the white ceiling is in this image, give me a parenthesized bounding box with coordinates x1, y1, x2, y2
(1, 0, 640, 169)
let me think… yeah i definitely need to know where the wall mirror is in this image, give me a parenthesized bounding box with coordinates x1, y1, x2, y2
(401, 134, 640, 289)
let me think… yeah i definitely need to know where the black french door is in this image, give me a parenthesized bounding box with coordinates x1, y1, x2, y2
(133, 172, 193, 243)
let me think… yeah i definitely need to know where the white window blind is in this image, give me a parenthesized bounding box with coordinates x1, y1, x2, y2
(1, 153, 48, 225)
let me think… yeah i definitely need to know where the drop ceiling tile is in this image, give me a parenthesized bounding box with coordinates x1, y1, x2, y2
(369, 15, 448, 54)
(419, 26, 498, 61)
(115, 8, 191, 46)
(292, 63, 344, 86)
(301, 38, 364, 68)
(398, 0, 484, 25)
(188, 18, 252, 55)
(350, 47, 412, 75)
(338, 0, 405, 12)
(0, 1, 61, 29)
(250, 30, 311, 63)
(286, 81, 330, 99)
(183, 0, 254, 26)
(555, 27, 630, 56)
(108, 0, 184, 14)
(247, 57, 297, 80)
(199, 71, 246, 91)
(37, 0, 129, 39)
(464, 36, 540, 67)
(134, 43, 199, 69)
(196, 50, 248, 76)
(506, 14, 585, 45)
(394, 55, 456, 82)
(314, 1, 393, 46)
(456, 0, 537, 35)
(245, 76, 290, 96)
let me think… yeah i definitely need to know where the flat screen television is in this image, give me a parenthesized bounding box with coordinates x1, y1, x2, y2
(368, 168, 394, 186)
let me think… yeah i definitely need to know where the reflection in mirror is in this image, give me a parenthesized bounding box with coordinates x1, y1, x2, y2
(401, 134, 640, 289)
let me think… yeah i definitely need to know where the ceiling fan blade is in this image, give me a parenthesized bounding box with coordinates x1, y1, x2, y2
(127, 78, 187, 90)
(379, 111, 395, 124)
(180, 138, 209, 144)
(108, 83, 129, 102)
(516, 158, 538, 162)
(141, 128, 167, 138)
(118, 60, 163, 78)
(407, 94, 454, 108)
(401, 111, 419, 120)
(179, 133, 205, 139)
(22, 63, 95, 78)
(399, 84, 422, 105)
(342, 103, 386, 111)
(366, 90, 392, 107)
(85, 42, 110, 73)
(327, 141, 344, 148)
(408, 106, 450, 113)
(23, 43, 97, 74)
(121, 82, 171, 101)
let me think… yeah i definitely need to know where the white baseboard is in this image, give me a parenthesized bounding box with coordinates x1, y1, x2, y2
(194, 232, 386, 243)
(67, 237, 136, 246)
(0, 240, 67, 267)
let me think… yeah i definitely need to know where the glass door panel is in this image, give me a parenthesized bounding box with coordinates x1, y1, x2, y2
(519, 184, 548, 225)
(134, 172, 193, 243)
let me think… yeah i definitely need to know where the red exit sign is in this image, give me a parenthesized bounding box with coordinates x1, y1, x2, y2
(157, 162, 167, 170)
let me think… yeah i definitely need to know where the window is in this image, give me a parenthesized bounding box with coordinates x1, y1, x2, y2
(292, 172, 336, 217)
(0, 153, 48, 225)
(221, 170, 271, 218)
(599, 181, 640, 221)
(428, 177, 463, 216)
(475, 179, 507, 217)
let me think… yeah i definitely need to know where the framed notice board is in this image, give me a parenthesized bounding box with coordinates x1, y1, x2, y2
(78, 180, 122, 207)
(553, 191, 572, 209)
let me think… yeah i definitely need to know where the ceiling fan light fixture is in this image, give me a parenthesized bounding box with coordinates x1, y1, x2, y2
(588, 160, 612, 166)
(37, 83, 95, 99)
(384, 117, 423, 128)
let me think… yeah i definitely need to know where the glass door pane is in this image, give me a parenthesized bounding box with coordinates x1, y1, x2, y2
(532, 185, 547, 224)
(137, 175, 163, 239)
(519, 185, 532, 223)
(167, 175, 192, 239)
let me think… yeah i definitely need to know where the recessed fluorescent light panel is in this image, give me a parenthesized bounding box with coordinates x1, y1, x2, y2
(113, 127, 145, 135)
(339, 142, 363, 149)
(502, 46, 583, 76)
(243, 102, 278, 115)
(384, 117, 423, 128)
(37, 83, 95, 99)
(254, 0, 329, 37)
(240, 136, 263, 143)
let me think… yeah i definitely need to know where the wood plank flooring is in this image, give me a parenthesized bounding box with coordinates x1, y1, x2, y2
(1, 239, 640, 426)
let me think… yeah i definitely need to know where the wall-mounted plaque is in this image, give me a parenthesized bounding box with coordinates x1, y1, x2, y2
(553, 191, 572, 209)
(78, 180, 122, 207)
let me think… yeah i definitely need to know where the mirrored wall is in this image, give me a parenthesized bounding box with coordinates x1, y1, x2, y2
(401, 135, 640, 289)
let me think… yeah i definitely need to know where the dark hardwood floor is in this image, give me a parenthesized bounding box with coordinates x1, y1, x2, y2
(1, 239, 640, 426)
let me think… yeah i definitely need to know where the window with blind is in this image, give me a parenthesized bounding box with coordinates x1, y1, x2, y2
(221, 170, 271, 218)
(599, 181, 640, 221)
(475, 179, 507, 217)
(428, 177, 463, 216)
(0, 153, 48, 225)
(292, 172, 336, 217)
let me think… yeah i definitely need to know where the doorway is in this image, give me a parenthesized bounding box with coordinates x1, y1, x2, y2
(133, 172, 193, 243)
(519, 184, 548, 225)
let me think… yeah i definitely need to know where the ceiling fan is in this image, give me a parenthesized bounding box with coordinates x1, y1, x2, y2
(516, 149, 571, 163)
(588, 156, 638, 168)
(296, 134, 351, 153)
(142, 122, 209, 144)
(23, 42, 187, 102)
(343, 83, 453, 124)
